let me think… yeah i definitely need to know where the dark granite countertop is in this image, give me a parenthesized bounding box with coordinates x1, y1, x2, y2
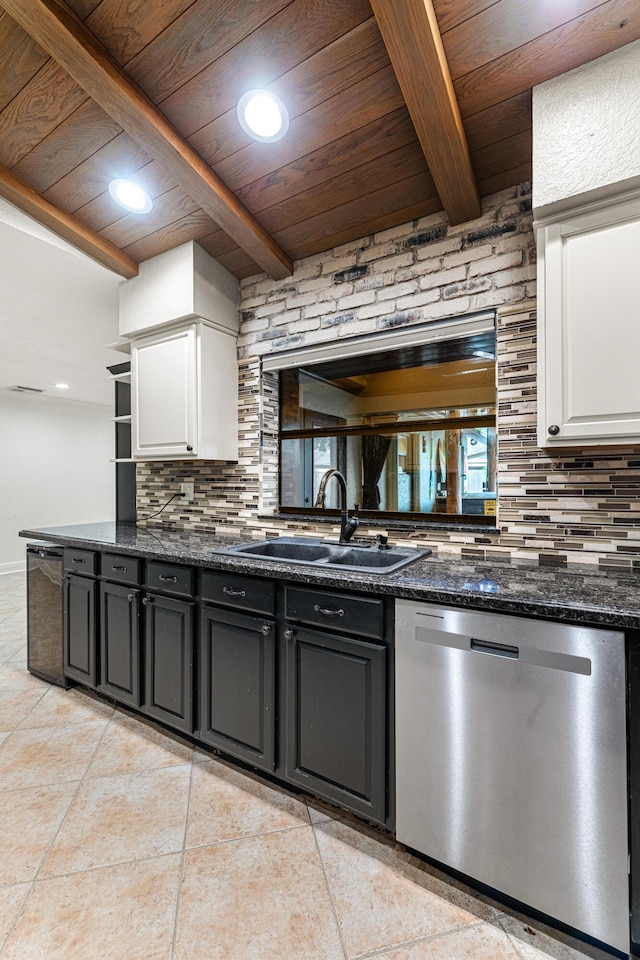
(19, 521, 640, 630)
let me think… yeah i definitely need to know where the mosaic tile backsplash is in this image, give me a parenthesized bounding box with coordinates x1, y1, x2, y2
(136, 183, 640, 568)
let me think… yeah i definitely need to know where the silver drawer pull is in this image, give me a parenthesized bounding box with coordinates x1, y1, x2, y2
(223, 586, 246, 598)
(113, 565, 127, 571)
(314, 604, 345, 617)
(159, 575, 178, 583)
(72, 558, 86, 564)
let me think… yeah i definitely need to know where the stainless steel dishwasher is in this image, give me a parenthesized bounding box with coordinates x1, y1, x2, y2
(395, 599, 629, 955)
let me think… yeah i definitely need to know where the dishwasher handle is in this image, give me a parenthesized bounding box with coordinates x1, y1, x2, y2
(470, 637, 519, 659)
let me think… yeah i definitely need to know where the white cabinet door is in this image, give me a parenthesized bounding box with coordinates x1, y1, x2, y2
(132, 326, 197, 459)
(537, 195, 640, 447)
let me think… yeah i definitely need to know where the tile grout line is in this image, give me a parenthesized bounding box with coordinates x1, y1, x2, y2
(0, 881, 36, 960)
(1, 620, 106, 956)
(496, 913, 558, 960)
(350, 918, 492, 960)
(310, 820, 350, 960)
(169, 756, 195, 960)
(31, 708, 115, 884)
(184, 819, 313, 854)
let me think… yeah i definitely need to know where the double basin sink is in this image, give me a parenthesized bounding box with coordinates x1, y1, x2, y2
(216, 537, 430, 574)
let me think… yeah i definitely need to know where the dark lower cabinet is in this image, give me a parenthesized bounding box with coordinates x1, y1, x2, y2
(144, 593, 194, 734)
(199, 605, 275, 772)
(64, 573, 97, 688)
(99, 581, 141, 707)
(284, 625, 387, 825)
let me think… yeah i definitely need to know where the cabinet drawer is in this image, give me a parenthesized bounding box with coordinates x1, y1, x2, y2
(102, 553, 141, 586)
(201, 570, 275, 616)
(63, 548, 97, 576)
(285, 586, 384, 640)
(146, 561, 194, 597)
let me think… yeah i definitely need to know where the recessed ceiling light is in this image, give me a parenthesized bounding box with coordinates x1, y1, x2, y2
(55, 383, 70, 390)
(108, 178, 153, 214)
(237, 90, 289, 142)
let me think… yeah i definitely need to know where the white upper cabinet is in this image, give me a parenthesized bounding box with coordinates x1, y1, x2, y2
(121, 242, 240, 463)
(132, 322, 238, 461)
(536, 192, 640, 448)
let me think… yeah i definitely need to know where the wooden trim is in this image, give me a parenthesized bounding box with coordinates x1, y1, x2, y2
(369, 0, 480, 225)
(0, 162, 139, 277)
(277, 506, 497, 527)
(0, 0, 293, 279)
(281, 416, 495, 439)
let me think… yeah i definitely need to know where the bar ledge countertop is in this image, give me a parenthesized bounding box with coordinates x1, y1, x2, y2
(18, 521, 640, 631)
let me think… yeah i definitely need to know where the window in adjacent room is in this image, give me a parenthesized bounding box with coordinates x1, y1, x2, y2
(273, 314, 498, 527)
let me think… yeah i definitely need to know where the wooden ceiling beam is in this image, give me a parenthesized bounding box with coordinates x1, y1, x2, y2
(0, 162, 138, 277)
(0, 0, 293, 279)
(369, 0, 481, 225)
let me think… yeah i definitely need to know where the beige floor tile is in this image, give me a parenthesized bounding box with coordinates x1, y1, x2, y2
(0, 596, 26, 620)
(174, 827, 345, 960)
(186, 758, 309, 847)
(0, 781, 77, 885)
(0, 661, 46, 691)
(0, 684, 47, 733)
(8, 648, 26, 662)
(19, 685, 114, 730)
(315, 820, 495, 958)
(0, 720, 107, 790)
(2, 853, 182, 960)
(376, 921, 523, 959)
(86, 713, 193, 777)
(40, 764, 191, 877)
(0, 639, 23, 663)
(0, 882, 31, 946)
(307, 801, 335, 824)
(0, 615, 26, 639)
(499, 915, 612, 960)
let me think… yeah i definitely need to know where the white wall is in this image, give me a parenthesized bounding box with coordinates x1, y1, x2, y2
(533, 39, 640, 216)
(0, 393, 114, 573)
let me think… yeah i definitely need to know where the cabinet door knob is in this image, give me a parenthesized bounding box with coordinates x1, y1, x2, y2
(142, 596, 150, 605)
(186, 445, 193, 452)
(284, 628, 295, 640)
(548, 424, 560, 436)
(261, 623, 271, 636)
(127, 593, 136, 602)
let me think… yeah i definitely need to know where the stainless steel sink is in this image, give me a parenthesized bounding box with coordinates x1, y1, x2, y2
(215, 537, 430, 574)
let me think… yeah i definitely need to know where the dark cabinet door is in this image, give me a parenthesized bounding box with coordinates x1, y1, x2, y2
(99, 582, 141, 708)
(199, 605, 275, 772)
(64, 573, 97, 688)
(144, 594, 194, 734)
(284, 625, 386, 825)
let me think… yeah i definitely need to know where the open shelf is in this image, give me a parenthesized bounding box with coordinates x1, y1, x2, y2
(108, 359, 136, 522)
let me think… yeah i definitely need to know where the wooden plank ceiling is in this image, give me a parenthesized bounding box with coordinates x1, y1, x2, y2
(0, 0, 638, 280)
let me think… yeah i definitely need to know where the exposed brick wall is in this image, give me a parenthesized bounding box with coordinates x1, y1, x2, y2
(136, 183, 640, 568)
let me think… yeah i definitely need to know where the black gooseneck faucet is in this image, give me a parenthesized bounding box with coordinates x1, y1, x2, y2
(313, 468, 359, 543)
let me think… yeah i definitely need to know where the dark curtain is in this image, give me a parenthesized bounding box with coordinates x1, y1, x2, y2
(361, 434, 392, 509)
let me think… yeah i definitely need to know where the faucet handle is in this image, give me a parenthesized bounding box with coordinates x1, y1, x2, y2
(375, 533, 390, 549)
(353, 502, 360, 516)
